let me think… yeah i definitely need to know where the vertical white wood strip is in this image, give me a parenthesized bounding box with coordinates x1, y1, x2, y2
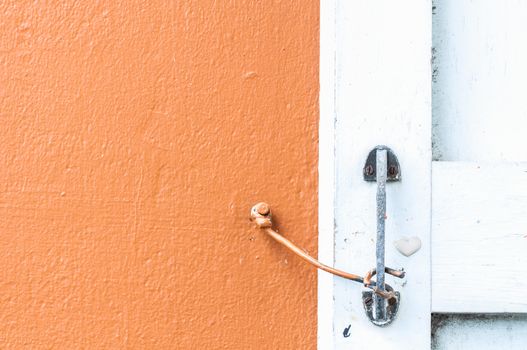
(432, 0, 527, 162)
(318, 0, 337, 349)
(333, 1, 431, 348)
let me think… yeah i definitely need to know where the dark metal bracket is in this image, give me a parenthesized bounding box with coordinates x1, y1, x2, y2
(363, 145, 401, 182)
(362, 285, 400, 327)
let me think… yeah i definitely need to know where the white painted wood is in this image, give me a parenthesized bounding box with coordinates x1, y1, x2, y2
(331, 1, 431, 348)
(318, 0, 336, 348)
(432, 0, 527, 162)
(432, 161, 527, 313)
(324, 1, 527, 348)
(432, 314, 527, 350)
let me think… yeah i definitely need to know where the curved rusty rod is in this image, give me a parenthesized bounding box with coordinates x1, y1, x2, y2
(363, 268, 405, 301)
(250, 202, 405, 292)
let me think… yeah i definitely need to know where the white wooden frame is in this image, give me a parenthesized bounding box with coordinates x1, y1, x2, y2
(320, 2, 527, 349)
(319, 1, 431, 348)
(430, 0, 527, 314)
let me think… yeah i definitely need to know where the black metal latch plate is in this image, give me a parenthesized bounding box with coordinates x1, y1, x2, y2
(363, 145, 401, 182)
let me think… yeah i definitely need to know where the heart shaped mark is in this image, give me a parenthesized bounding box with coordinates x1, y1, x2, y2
(394, 236, 421, 257)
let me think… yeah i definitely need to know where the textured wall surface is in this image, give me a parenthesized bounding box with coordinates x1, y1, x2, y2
(0, 1, 319, 349)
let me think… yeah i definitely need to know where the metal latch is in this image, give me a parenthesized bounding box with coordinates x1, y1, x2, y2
(362, 145, 402, 326)
(248, 145, 405, 328)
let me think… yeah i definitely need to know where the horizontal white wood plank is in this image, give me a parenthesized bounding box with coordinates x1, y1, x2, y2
(432, 161, 527, 313)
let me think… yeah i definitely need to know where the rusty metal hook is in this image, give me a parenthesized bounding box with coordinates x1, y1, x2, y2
(249, 202, 405, 300)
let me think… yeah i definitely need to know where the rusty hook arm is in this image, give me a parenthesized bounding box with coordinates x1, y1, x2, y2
(250, 202, 405, 296)
(363, 267, 405, 301)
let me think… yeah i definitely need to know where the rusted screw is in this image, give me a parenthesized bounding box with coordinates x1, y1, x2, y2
(364, 165, 374, 176)
(388, 166, 397, 176)
(256, 202, 270, 216)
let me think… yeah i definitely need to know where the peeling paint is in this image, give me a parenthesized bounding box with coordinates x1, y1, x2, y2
(432, 314, 527, 349)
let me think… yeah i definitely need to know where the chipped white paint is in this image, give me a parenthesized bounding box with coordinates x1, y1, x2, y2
(432, 314, 527, 350)
(432, 1, 527, 316)
(432, 162, 527, 313)
(394, 237, 422, 257)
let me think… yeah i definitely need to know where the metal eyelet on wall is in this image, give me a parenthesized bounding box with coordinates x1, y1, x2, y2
(250, 145, 404, 326)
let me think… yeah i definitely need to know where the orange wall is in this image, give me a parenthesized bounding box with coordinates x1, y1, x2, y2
(0, 1, 319, 349)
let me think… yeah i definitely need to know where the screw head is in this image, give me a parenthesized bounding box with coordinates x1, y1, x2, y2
(388, 166, 398, 176)
(364, 165, 374, 176)
(256, 202, 270, 216)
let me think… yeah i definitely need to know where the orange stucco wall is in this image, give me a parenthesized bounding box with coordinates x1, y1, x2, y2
(1, 1, 319, 348)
